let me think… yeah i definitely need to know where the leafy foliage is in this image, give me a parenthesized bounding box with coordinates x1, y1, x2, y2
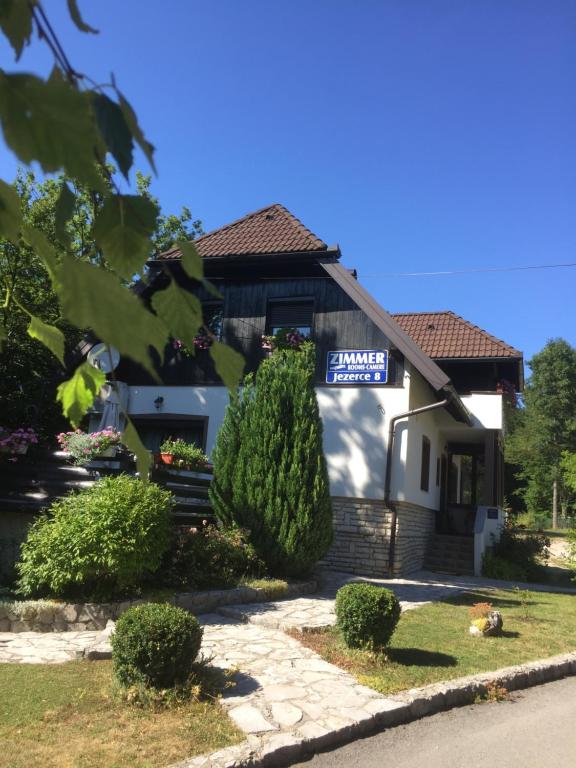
(210, 343, 333, 576)
(0, 5, 243, 471)
(335, 583, 401, 651)
(160, 524, 264, 590)
(17, 475, 172, 600)
(506, 339, 576, 517)
(111, 603, 203, 690)
(482, 527, 549, 583)
(158, 439, 208, 469)
(56, 361, 106, 426)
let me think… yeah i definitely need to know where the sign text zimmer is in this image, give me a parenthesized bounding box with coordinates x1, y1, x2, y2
(326, 349, 389, 384)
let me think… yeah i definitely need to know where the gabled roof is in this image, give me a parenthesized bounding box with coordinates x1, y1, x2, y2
(391, 311, 522, 360)
(320, 263, 471, 423)
(158, 203, 328, 260)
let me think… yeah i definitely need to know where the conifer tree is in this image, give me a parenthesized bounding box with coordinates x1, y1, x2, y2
(210, 342, 333, 575)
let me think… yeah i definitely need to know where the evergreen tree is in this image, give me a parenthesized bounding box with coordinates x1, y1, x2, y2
(210, 342, 333, 575)
(209, 375, 254, 528)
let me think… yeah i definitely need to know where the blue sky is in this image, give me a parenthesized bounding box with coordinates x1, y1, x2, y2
(1, 0, 575, 365)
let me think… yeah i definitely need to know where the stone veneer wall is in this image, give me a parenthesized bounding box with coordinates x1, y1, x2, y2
(322, 497, 436, 577)
(0, 580, 317, 633)
(392, 500, 436, 576)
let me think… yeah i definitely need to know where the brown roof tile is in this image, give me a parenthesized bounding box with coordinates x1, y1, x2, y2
(391, 311, 522, 360)
(158, 203, 328, 260)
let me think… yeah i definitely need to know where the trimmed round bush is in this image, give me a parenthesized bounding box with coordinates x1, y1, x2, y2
(111, 602, 203, 689)
(17, 475, 172, 600)
(335, 583, 401, 650)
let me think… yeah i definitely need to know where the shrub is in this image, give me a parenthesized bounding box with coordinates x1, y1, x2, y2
(17, 475, 172, 600)
(335, 583, 401, 651)
(161, 523, 264, 589)
(112, 603, 203, 690)
(482, 552, 528, 582)
(210, 342, 333, 576)
(482, 527, 549, 582)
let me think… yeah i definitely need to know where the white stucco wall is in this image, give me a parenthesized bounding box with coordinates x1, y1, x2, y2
(127, 368, 489, 510)
(128, 377, 411, 502)
(460, 393, 503, 430)
(128, 386, 231, 456)
(390, 366, 449, 510)
(316, 380, 409, 499)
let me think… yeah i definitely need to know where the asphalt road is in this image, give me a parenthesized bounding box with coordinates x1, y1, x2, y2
(292, 677, 576, 768)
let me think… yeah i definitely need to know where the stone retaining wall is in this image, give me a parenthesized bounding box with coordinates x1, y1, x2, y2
(321, 497, 394, 576)
(392, 500, 436, 575)
(322, 496, 435, 577)
(0, 579, 317, 633)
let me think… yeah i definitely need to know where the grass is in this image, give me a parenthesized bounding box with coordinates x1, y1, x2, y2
(294, 588, 576, 696)
(0, 660, 241, 768)
(240, 577, 289, 600)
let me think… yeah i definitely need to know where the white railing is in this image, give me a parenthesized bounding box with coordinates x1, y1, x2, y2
(473, 506, 505, 576)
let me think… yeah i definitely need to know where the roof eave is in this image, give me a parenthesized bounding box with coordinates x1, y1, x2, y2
(319, 261, 451, 391)
(148, 246, 341, 266)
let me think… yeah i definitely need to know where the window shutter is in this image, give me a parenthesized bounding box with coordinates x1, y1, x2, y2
(268, 300, 313, 329)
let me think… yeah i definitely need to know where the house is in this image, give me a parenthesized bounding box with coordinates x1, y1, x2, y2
(113, 203, 523, 577)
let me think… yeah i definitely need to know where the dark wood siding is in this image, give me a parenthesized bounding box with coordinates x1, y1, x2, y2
(119, 270, 405, 387)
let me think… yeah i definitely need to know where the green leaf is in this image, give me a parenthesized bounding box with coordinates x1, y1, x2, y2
(122, 418, 151, 481)
(21, 224, 58, 280)
(178, 240, 203, 280)
(0, 178, 22, 244)
(27, 314, 65, 366)
(56, 362, 105, 427)
(0, 0, 34, 60)
(54, 182, 75, 247)
(210, 340, 245, 391)
(0, 69, 104, 189)
(93, 194, 158, 278)
(66, 0, 98, 34)
(151, 279, 202, 349)
(117, 91, 156, 174)
(91, 93, 133, 179)
(55, 256, 168, 377)
(202, 278, 223, 299)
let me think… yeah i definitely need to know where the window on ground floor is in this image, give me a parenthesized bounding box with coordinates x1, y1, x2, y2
(420, 435, 431, 492)
(130, 417, 207, 453)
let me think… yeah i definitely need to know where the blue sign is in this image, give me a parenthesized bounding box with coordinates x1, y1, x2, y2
(326, 349, 389, 384)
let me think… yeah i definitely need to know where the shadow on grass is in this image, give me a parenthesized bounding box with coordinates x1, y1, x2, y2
(387, 648, 458, 668)
(499, 630, 521, 638)
(440, 591, 545, 610)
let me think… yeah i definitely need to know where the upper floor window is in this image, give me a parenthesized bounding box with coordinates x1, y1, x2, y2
(203, 302, 224, 340)
(266, 299, 314, 337)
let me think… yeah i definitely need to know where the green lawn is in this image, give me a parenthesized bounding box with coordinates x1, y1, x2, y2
(0, 660, 241, 768)
(296, 588, 576, 696)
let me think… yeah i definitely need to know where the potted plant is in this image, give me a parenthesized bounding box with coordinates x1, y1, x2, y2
(261, 328, 309, 354)
(159, 438, 209, 471)
(468, 602, 503, 637)
(57, 428, 123, 466)
(0, 426, 39, 458)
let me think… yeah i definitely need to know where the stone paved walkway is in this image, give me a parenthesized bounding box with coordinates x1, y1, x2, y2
(1, 570, 575, 767)
(2, 570, 575, 665)
(0, 629, 101, 663)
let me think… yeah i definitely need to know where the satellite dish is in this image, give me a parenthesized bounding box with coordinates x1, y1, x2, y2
(87, 343, 120, 373)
